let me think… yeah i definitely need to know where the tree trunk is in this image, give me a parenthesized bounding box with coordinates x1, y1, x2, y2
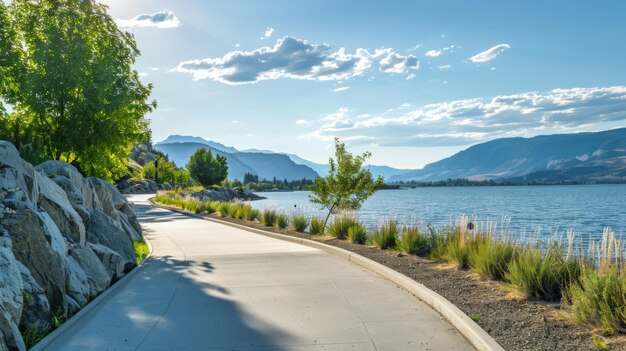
(322, 200, 339, 234)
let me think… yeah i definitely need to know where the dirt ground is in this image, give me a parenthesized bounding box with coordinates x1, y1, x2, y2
(171, 207, 624, 351)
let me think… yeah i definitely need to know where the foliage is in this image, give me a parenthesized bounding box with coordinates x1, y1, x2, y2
(309, 138, 384, 232)
(133, 241, 149, 265)
(309, 216, 325, 235)
(187, 148, 228, 187)
(274, 211, 289, 229)
(6, 0, 155, 180)
(567, 265, 626, 335)
(347, 222, 368, 244)
(217, 202, 230, 217)
(427, 225, 452, 261)
(290, 213, 309, 232)
(470, 237, 515, 280)
(0, 1, 21, 113)
(143, 156, 189, 185)
(327, 215, 361, 240)
(21, 326, 50, 349)
(505, 244, 580, 301)
(259, 208, 278, 227)
(398, 226, 429, 255)
(372, 219, 399, 249)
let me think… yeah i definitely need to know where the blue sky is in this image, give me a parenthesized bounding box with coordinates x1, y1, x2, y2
(102, 0, 626, 168)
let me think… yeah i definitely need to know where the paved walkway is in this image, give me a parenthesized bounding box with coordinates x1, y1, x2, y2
(41, 194, 473, 351)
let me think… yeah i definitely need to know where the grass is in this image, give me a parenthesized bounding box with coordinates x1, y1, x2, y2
(468, 314, 481, 322)
(309, 216, 325, 235)
(22, 327, 50, 349)
(592, 334, 610, 350)
(470, 236, 516, 280)
(274, 211, 289, 229)
(372, 219, 398, 249)
(239, 205, 259, 221)
(398, 226, 429, 255)
(133, 240, 149, 265)
(347, 222, 368, 244)
(505, 243, 579, 301)
(259, 208, 278, 226)
(217, 202, 230, 217)
(290, 213, 309, 232)
(567, 265, 626, 335)
(327, 215, 361, 240)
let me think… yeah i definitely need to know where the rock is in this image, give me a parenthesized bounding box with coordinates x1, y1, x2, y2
(88, 178, 119, 221)
(0, 309, 24, 351)
(86, 210, 136, 273)
(1, 204, 66, 309)
(116, 210, 142, 242)
(16, 261, 54, 331)
(68, 245, 110, 297)
(89, 243, 126, 282)
(65, 295, 80, 315)
(119, 203, 142, 237)
(35, 172, 85, 244)
(0, 234, 23, 328)
(0, 141, 39, 204)
(189, 188, 265, 202)
(64, 255, 90, 307)
(116, 179, 158, 194)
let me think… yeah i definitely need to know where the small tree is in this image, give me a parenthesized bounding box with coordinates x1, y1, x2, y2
(310, 138, 384, 232)
(187, 148, 228, 187)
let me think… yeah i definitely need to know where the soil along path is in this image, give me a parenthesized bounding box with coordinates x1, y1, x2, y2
(37, 194, 474, 351)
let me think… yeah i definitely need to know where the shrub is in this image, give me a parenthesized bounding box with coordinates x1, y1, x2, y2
(309, 216, 325, 235)
(427, 225, 451, 261)
(505, 244, 579, 301)
(372, 219, 398, 249)
(260, 208, 278, 226)
(239, 205, 258, 221)
(226, 203, 240, 218)
(274, 212, 289, 229)
(398, 226, 429, 255)
(347, 223, 368, 244)
(133, 240, 149, 265)
(291, 213, 309, 232)
(327, 215, 360, 240)
(567, 265, 626, 335)
(217, 202, 230, 217)
(470, 238, 515, 280)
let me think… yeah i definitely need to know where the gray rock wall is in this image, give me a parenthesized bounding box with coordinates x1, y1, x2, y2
(0, 141, 143, 351)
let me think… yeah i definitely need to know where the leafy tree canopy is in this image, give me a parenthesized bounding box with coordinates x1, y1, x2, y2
(309, 138, 384, 231)
(1, 0, 156, 180)
(187, 148, 228, 187)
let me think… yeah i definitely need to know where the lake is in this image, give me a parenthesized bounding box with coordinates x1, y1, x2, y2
(251, 185, 626, 242)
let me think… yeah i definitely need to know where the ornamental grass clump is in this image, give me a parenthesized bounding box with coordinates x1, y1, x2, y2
(217, 202, 230, 217)
(347, 222, 368, 244)
(470, 236, 516, 280)
(427, 225, 452, 261)
(259, 208, 278, 226)
(372, 219, 398, 249)
(290, 213, 309, 232)
(239, 205, 259, 221)
(274, 211, 289, 229)
(505, 243, 580, 301)
(327, 215, 360, 240)
(398, 226, 429, 255)
(226, 203, 240, 218)
(309, 216, 325, 235)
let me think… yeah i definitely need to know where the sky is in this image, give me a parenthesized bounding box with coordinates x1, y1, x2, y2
(101, 0, 626, 169)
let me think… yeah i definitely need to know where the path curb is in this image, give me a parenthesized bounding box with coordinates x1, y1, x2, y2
(150, 198, 504, 351)
(31, 200, 154, 351)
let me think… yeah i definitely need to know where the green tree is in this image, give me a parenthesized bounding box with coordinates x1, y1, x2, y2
(187, 148, 228, 187)
(143, 157, 190, 185)
(8, 0, 155, 180)
(309, 138, 384, 232)
(0, 1, 21, 114)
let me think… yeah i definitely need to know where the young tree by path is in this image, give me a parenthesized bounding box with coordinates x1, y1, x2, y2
(309, 138, 384, 233)
(187, 148, 228, 187)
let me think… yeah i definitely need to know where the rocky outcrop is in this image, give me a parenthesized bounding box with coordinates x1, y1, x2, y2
(116, 179, 159, 194)
(0, 141, 143, 351)
(189, 187, 265, 202)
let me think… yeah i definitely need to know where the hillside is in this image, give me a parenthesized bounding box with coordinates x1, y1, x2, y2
(390, 128, 626, 182)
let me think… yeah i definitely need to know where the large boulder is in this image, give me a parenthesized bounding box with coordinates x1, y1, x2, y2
(64, 255, 91, 307)
(35, 172, 85, 244)
(1, 204, 66, 309)
(88, 178, 119, 221)
(16, 262, 54, 331)
(89, 243, 126, 282)
(68, 245, 110, 297)
(0, 142, 39, 204)
(0, 234, 25, 351)
(86, 210, 136, 273)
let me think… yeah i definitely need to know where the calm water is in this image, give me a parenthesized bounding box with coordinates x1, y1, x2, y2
(251, 185, 626, 241)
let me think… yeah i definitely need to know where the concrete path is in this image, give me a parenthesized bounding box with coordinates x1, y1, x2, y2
(41, 194, 474, 351)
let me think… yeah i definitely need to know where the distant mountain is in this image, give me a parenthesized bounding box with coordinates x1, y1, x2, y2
(154, 139, 318, 181)
(389, 128, 626, 183)
(282, 153, 412, 180)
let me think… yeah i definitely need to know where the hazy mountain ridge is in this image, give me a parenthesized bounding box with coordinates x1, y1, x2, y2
(389, 128, 626, 183)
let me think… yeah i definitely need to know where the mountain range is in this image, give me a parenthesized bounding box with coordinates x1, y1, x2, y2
(153, 128, 626, 184)
(389, 128, 626, 183)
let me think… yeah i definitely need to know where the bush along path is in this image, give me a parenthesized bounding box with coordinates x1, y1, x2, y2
(0, 141, 147, 351)
(154, 190, 626, 351)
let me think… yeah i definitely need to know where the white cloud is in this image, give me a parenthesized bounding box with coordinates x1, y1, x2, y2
(406, 73, 416, 80)
(470, 44, 511, 63)
(437, 64, 451, 70)
(116, 10, 180, 29)
(425, 50, 442, 57)
(332, 87, 350, 93)
(296, 119, 313, 125)
(174, 36, 420, 84)
(261, 27, 275, 39)
(409, 44, 422, 51)
(301, 86, 626, 147)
